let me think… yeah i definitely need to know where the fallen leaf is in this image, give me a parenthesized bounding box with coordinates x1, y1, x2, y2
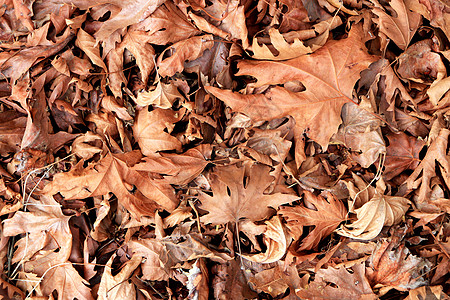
(207, 24, 377, 165)
(199, 164, 298, 225)
(280, 191, 346, 250)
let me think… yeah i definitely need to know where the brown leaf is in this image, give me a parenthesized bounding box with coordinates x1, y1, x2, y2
(405, 128, 450, 204)
(75, 28, 107, 71)
(333, 102, 386, 168)
(136, 79, 184, 109)
(199, 164, 298, 225)
(127, 238, 170, 281)
(384, 132, 425, 181)
(296, 262, 376, 300)
(157, 35, 215, 77)
(43, 151, 178, 218)
(371, 0, 421, 50)
(367, 239, 432, 291)
(212, 259, 257, 300)
(207, 24, 377, 166)
(98, 254, 141, 300)
(337, 193, 410, 240)
(133, 107, 183, 157)
(280, 191, 347, 251)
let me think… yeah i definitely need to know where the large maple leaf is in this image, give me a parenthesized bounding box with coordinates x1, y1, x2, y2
(43, 151, 177, 218)
(198, 164, 298, 225)
(206, 24, 377, 165)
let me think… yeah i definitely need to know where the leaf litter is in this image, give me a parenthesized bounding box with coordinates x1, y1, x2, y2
(0, 0, 449, 299)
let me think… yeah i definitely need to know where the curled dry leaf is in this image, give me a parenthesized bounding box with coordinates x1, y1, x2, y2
(207, 24, 377, 166)
(198, 164, 298, 225)
(280, 191, 347, 251)
(157, 35, 215, 77)
(98, 254, 141, 300)
(337, 193, 410, 240)
(296, 262, 376, 300)
(242, 216, 288, 264)
(43, 151, 178, 218)
(367, 239, 432, 291)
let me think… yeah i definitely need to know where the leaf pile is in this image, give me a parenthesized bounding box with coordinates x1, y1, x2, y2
(0, 0, 449, 299)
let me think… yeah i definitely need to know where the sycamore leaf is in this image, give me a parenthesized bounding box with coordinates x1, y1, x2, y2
(157, 35, 215, 77)
(135, 2, 200, 45)
(206, 24, 377, 166)
(280, 191, 347, 250)
(98, 254, 141, 300)
(199, 164, 298, 225)
(371, 0, 421, 50)
(404, 128, 450, 203)
(367, 239, 432, 290)
(384, 132, 425, 180)
(133, 107, 183, 157)
(75, 28, 107, 71)
(242, 216, 288, 264)
(3, 196, 72, 262)
(337, 194, 410, 240)
(119, 30, 156, 84)
(333, 102, 386, 168)
(127, 238, 170, 281)
(136, 79, 184, 109)
(43, 151, 178, 218)
(296, 262, 376, 300)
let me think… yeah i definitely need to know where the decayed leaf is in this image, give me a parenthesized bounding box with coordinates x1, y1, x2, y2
(248, 266, 289, 297)
(212, 259, 257, 299)
(367, 239, 432, 291)
(280, 191, 346, 250)
(157, 35, 215, 77)
(337, 193, 410, 240)
(333, 102, 386, 168)
(207, 24, 377, 165)
(199, 164, 298, 225)
(296, 262, 376, 300)
(98, 254, 141, 300)
(133, 107, 183, 157)
(371, 0, 421, 50)
(404, 128, 450, 203)
(384, 132, 425, 180)
(43, 151, 178, 218)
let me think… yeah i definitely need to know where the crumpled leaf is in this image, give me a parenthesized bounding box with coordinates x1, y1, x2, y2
(157, 35, 215, 77)
(384, 132, 425, 180)
(207, 24, 377, 166)
(242, 216, 288, 264)
(280, 191, 347, 250)
(367, 239, 432, 291)
(136, 79, 184, 108)
(43, 151, 178, 218)
(296, 262, 376, 300)
(332, 102, 386, 168)
(133, 107, 183, 157)
(404, 128, 450, 204)
(127, 238, 170, 281)
(199, 164, 298, 225)
(98, 254, 141, 300)
(337, 192, 410, 240)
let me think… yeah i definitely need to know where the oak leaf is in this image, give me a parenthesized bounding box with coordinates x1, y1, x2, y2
(43, 151, 178, 218)
(280, 191, 347, 251)
(198, 164, 298, 225)
(206, 24, 377, 165)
